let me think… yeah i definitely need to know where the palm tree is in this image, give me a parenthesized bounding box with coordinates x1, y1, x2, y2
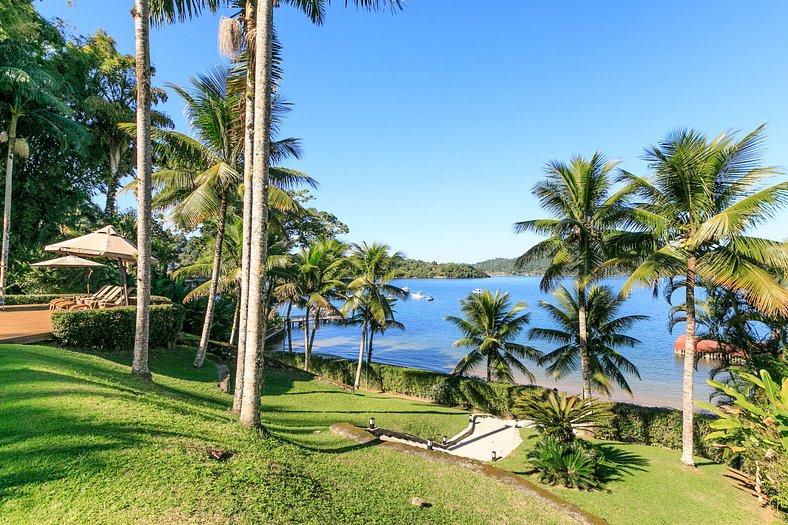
(530, 284, 644, 396)
(365, 297, 403, 386)
(132, 0, 224, 380)
(446, 289, 541, 383)
(0, 59, 82, 292)
(239, 0, 404, 428)
(275, 238, 346, 371)
(142, 65, 311, 368)
(514, 153, 632, 399)
(620, 125, 788, 466)
(342, 242, 407, 390)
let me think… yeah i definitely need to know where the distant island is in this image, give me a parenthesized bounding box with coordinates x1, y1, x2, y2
(394, 254, 552, 279)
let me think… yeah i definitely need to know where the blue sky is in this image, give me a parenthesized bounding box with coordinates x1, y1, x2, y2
(39, 0, 788, 263)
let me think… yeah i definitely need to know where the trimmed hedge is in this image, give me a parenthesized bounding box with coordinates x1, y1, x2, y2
(596, 402, 721, 461)
(269, 352, 545, 415)
(3, 294, 86, 305)
(271, 351, 724, 460)
(52, 304, 184, 352)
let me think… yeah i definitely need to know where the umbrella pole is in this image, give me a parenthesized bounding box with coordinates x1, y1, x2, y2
(86, 268, 92, 295)
(118, 261, 129, 306)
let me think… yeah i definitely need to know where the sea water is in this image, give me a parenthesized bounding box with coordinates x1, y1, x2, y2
(286, 276, 719, 408)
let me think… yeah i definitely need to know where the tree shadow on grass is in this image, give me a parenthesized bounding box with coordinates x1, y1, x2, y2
(595, 443, 650, 484)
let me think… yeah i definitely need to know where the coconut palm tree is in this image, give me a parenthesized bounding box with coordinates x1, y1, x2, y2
(132, 0, 224, 380)
(514, 153, 632, 399)
(530, 284, 645, 396)
(342, 242, 407, 390)
(239, 0, 404, 429)
(620, 125, 788, 466)
(274, 238, 346, 371)
(446, 289, 541, 383)
(0, 59, 82, 292)
(137, 65, 311, 368)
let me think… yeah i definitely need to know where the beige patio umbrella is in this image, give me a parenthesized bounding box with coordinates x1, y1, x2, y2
(31, 255, 105, 294)
(44, 225, 153, 305)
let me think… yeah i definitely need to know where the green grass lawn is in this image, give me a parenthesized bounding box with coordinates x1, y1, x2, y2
(496, 429, 776, 525)
(0, 344, 578, 525)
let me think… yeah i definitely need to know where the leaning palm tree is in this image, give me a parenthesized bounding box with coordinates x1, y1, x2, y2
(239, 0, 404, 429)
(446, 289, 541, 383)
(341, 242, 407, 390)
(619, 125, 788, 466)
(514, 153, 632, 398)
(530, 284, 645, 396)
(274, 238, 346, 371)
(0, 59, 82, 292)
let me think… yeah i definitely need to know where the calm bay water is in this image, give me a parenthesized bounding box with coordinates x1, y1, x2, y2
(286, 276, 718, 408)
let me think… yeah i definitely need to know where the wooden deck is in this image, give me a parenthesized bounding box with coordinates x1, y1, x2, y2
(0, 305, 53, 344)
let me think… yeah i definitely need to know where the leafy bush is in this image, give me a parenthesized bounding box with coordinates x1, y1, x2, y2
(699, 370, 788, 509)
(52, 304, 185, 352)
(269, 352, 545, 414)
(596, 402, 720, 460)
(527, 436, 605, 489)
(3, 294, 86, 305)
(182, 296, 236, 341)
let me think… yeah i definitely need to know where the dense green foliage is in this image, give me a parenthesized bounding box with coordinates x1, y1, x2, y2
(527, 437, 606, 490)
(395, 258, 489, 279)
(474, 257, 551, 276)
(1, 293, 83, 305)
(515, 391, 614, 443)
(0, 344, 580, 525)
(51, 304, 184, 351)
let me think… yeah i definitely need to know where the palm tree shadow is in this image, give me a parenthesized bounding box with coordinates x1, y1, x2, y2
(595, 443, 649, 484)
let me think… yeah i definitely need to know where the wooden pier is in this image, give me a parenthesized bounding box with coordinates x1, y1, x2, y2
(286, 315, 347, 329)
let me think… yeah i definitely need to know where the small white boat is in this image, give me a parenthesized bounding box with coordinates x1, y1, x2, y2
(412, 291, 434, 301)
(402, 286, 410, 293)
(472, 288, 484, 294)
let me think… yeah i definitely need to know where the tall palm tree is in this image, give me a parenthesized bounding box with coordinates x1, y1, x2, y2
(342, 242, 407, 390)
(141, 65, 311, 368)
(530, 284, 644, 396)
(239, 0, 404, 429)
(620, 125, 788, 466)
(275, 238, 346, 371)
(365, 297, 403, 385)
(515, 153, 631, 399)
(132, 0, 224, 380)
(446, 289, 541, 383)
(0, 59, 81, 292)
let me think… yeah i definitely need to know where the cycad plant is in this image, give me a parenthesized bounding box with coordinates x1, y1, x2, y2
(620, 125, 788, 466)
(530, 284, 644, 396)
(446, 289, 541, 383)
(515, 153, 633, 399)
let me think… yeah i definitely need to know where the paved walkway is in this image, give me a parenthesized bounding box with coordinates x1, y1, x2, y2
(0, 305, 53, 344)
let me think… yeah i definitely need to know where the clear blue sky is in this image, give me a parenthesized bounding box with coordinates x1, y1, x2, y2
(39, 0, 788, 263)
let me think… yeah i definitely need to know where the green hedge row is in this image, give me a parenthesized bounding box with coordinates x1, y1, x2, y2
(269, 352, 545, 415)
(52, 304, 185, 352)
(2, 294, 86, 305)
(596, 402, 721, 461)
(271, 352, 723, 460)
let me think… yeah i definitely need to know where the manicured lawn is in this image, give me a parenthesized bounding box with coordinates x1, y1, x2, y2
(0, 344, 577, 525)
(496, 429, 776, 525)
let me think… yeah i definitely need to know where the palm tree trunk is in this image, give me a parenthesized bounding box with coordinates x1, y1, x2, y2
(233, 0, 256, 415)
(194, 189, 229, 368)
(302, 308, 310, 370)
(577, 281, 592, 399)
(354, 318, 367, 390)
(103, 141, 122, 221)
(131, 0, 152, 381)
(229, 295, 240, 345)
(307, 309, 319, 371)
(0, 112, 18, 292)
(366, 328, 374, 388)
(681, 256, 697, 467)
(286, 302, 293, 352)
(239, 0, 273, 428)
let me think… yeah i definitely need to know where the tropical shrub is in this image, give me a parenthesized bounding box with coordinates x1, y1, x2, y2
(527, 436, 604, 489)
(52, 304, 184, 351)
(698, 370, 788, 509)
(514, 391, 614, 442)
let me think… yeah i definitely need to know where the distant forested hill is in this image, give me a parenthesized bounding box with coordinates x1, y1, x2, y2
(473, 256, 551, 276)
(395, 259, 489, 279)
